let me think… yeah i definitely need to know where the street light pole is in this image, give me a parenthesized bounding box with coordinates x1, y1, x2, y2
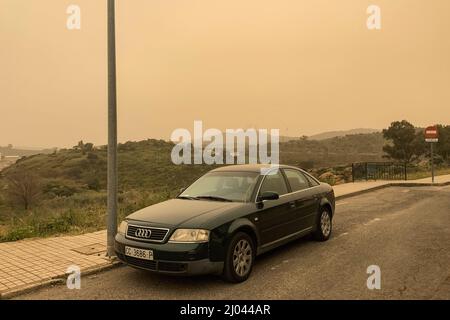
(107, 0, 118, 258)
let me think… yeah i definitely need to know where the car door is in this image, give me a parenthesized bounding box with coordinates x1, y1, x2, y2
(283, 169, 320, 232)
(255, 169, 292, 246)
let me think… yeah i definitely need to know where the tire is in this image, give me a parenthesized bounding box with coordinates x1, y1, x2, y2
(313, 207, 332, 241)
(222, 232, 255, 283)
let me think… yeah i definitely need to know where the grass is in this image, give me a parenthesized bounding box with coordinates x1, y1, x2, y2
(0, 189, 173, 242)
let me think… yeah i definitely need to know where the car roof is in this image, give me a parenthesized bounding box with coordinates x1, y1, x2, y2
(210, 164, 302, 173)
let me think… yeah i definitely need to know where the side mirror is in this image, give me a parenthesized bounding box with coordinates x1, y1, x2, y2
(258, 191, 279, 202)
(179, 187, 186, 193)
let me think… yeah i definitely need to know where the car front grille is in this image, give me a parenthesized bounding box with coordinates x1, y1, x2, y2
(126, 224, 169, 242)
(119, 254, 158, 270)
(117, 253, 186, 273)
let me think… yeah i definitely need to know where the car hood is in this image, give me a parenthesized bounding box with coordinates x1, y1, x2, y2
(126, 199, 243, 227)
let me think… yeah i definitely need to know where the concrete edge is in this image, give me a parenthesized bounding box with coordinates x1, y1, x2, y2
(335, 181, 450, 201)
(0, 259, 122, 300)
(389, 181, 450, 187)
(335, 184, 391, 200)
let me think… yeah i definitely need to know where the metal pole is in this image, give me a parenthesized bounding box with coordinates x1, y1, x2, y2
(365, 162, 368, 181)
(431, 142, 435, 184)
(351, 163, 354, 183)
(107, 0, 118, 258)
(404, 162, 407, 181)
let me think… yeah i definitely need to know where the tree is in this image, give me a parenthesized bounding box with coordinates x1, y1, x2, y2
(382, 120, 424, 163)
(5, 171, 41, 210)
(84, 143, 94, 152)
(436, 125, 450, 162)
(73, 141, 94, 155)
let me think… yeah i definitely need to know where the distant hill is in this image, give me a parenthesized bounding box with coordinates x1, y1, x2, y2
(308, 128, 380, 140)
(0, 145, 54, 157)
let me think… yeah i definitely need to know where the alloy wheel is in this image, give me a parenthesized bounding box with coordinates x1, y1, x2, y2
(320, 211, 331, 237)
(232, 239, 253, 277)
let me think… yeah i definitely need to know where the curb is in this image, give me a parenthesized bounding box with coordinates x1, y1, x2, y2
(0, 260, 122, 300)
(390, 181, 450, 187)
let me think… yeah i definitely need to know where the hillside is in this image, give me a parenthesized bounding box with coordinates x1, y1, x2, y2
(0, 140, 219, 241)
(1, 133, 386, 193)
(0, 133, 386, 241)
(1, 140, 216, 194)
(280, 132, 385, 168)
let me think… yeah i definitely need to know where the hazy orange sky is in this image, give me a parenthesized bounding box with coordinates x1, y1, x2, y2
(1, 0, 449, 148)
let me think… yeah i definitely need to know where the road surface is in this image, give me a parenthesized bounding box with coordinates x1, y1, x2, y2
(16, 186, 450, 300)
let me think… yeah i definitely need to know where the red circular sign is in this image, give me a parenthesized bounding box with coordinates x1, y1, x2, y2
(425, 126, 439, 139)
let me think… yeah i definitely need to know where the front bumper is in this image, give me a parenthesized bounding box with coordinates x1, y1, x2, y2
(114, 233, 223, 275)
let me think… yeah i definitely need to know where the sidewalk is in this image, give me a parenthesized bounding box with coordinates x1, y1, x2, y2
(0, 230, 115, 298)
(1, 174, 450, 298)
(333, 174, 450, 199)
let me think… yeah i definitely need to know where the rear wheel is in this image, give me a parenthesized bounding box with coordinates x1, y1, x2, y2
(222, 232, 255, 283)
(313, 207, 332, 241)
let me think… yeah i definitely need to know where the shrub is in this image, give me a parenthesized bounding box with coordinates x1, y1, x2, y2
(318, 171, 337, 185)
(5, 170, 42, 210)
(87, 177, 101, 191)
(43, 181, 79, 197)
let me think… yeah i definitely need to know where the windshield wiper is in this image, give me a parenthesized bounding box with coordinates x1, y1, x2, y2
(177, 195, 200, 200)
(196, 195, 233, 202)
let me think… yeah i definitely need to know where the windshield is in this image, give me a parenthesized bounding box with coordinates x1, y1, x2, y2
(179, 171, 260, 202)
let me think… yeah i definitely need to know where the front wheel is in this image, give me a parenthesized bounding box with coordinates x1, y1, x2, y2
(222, 232, 255, 283)
(313, 208, 332, 241)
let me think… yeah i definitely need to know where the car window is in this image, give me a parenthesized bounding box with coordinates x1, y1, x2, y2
(283, 169, 311, 192)
(181, 172, 259, 202)
(259, 170, 288, 196)
(305, 174, 320, 187)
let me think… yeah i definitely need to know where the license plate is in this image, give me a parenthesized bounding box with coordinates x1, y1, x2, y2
(125, 246, 153, 260)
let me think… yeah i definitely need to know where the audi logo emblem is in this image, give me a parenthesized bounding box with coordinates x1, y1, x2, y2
(135, 228, 152, 239)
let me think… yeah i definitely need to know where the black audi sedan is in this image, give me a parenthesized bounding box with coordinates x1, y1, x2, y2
(115, 164, 335, 282)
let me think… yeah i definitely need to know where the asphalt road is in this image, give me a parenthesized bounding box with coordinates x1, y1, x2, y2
(16, 186, 450, 300)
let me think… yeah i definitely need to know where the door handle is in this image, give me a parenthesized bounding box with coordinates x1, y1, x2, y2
(289, 201, 296, 208)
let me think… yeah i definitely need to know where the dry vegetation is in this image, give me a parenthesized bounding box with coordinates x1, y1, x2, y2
(0, 130, 447, 242)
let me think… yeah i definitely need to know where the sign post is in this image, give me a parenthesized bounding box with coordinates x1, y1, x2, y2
(431, 142, 434, 183)
(424, 125, 439, 184)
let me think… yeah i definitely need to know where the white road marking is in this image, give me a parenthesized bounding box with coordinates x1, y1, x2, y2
(363, 218, 381, 226)
(333, 232, 349, 239)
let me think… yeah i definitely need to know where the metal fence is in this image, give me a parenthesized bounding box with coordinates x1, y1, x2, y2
(352, 162, 407, 182)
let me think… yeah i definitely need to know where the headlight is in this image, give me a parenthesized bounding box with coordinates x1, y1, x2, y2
(118, 221, 128, 235)
(169, 229, 210, 243)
